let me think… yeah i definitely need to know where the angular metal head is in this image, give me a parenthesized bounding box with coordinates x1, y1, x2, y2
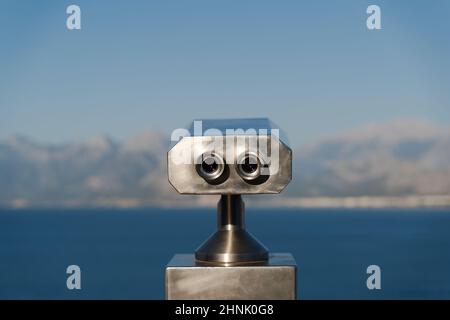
(168, 118, 292, 195)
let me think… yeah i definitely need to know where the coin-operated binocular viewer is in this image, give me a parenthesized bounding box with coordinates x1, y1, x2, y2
(166, 118, 297, 299)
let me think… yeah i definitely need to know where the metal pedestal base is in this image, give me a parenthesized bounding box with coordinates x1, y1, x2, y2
(165, 253, 297, 300)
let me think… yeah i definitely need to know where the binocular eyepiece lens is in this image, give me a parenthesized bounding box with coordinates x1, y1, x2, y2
(237, 154, 261, 181)
(241, 157, 258, 174)
(201, 157, 219, 174)
(197, 153, 225, 183)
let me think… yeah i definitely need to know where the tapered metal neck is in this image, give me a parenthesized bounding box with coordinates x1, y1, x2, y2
(218, 195, 245, 230)
(195, 194, 269, 266)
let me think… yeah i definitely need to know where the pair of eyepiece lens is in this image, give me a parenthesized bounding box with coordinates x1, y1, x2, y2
(197, 153, 262, 183)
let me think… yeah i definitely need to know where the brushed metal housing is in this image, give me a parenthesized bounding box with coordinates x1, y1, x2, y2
(168, 118, 292, 195)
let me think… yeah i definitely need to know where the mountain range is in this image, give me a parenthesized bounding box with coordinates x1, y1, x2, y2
(1, 119, 449, 208)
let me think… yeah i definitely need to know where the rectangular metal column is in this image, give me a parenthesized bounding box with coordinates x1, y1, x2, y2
(166, 253, 297, 300)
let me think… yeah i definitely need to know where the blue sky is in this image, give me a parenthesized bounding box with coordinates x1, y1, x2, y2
(0, 0, 449, 146)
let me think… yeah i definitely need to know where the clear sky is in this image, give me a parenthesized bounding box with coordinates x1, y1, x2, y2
(0, 0, 449, 146)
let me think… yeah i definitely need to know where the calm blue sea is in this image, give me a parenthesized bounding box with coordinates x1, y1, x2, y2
(0, 208, 449, 300)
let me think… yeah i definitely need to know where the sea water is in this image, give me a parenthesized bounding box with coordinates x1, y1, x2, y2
(0, 208, 449, 299)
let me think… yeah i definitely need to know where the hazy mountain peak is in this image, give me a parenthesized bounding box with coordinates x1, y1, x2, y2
(3, 134, 51, 163)
(5, 134, 38, 149)
(330, 119, 449, 144)
(294, 119, 450, 198)
(121, 130, 168, 153)
(84, 135, 116, 152)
